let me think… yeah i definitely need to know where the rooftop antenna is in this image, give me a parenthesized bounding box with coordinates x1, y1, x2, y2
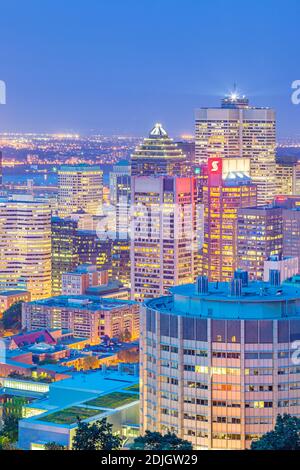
(230, 82, 238, 100)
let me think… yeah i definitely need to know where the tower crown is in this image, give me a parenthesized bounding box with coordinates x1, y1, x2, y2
(149, 123, 168, 138)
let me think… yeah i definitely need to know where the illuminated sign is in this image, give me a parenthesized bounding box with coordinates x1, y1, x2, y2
(208, 157, 222, 175)
(208, 158, 222, 186)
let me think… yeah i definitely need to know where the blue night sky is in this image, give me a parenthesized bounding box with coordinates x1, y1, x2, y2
(0, 0, 300, 138)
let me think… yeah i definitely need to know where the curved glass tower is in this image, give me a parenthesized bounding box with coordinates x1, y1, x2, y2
(140, 273, 300, 449)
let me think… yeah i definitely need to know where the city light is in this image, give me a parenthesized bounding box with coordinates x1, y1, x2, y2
(0, 0, 300, 457)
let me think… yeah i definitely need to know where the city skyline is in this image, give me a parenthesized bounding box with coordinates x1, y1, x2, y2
(0, 0, 300, 137)
(2, 0, 300, 454)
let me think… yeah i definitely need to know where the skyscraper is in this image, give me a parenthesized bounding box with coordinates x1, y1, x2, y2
(176, 140, 196, 176)
(282, 208, 300, 266)
(195, 93, 276, 205)
(131, 175, 199, 301)
(0, 196, 52, 300)
(112, 240, 131, 288)
(202, 157, 257, 282)
(0, 151, 3, 189)
(57, 165, 103, 218)
(51, 217, 79, 295)
(275, 161, 294, 195)
(292, 161, 300, 194)
(110, 166, 131, 287)
(51, 217, 112, 295)
(76, 230, 112, 273)
(237, 206, 283, 280)
(109, 160, 131, 206)
(131, 123, 187, 177)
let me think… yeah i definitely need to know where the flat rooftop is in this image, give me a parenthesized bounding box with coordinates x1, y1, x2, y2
(25, 295, 136, 311)
(50, 369, 139, 395)
(21, 370, 139, 428)
(0, 290, 29, 297)
(58, 165, 103, 172)
(146, 280, 300, 320)
(86, 281, 129, 295)
(171, 281, 300, 302)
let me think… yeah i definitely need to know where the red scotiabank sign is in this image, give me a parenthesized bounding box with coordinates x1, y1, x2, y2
(208, 157, 222, 185)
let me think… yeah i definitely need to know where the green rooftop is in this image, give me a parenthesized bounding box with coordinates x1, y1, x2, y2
(40, 406, 102, 425)
(85, 392, 138, 409)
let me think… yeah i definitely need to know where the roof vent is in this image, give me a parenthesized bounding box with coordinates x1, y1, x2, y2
(234, 269, 248, 287)
(196, 276, 209, 294)
(270, 269, 281, 287)
(229, 278, 242, 297)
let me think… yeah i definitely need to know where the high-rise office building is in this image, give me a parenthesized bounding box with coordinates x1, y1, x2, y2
(107, 161, 132, 242)
(51, 217, 79, 295)
(292, 161, 300, 194)
(0, 151, 3, 189)
(176, 140, 195, 176)
(274, 194, 300, 209)
(109, 165, 131, 286)
(76, 230, 112, 272)
(109, 160, 131, 205)
(275, 161, 294, 195)
(51, 217, 112, 295)
(131, 123, 187, 177)
(140, 274, 300, 449)
(131, 175, 199, 301)
(282, 208, 300, 266)
(237, 206, 283, 280)
(112, 239, 131, 288)
(195, 93, 276, 204)
(57, 165, 103, 218)
(0, 196, 52, 300)
(202, 157, 257, 282)
(112, 167, 131, 240)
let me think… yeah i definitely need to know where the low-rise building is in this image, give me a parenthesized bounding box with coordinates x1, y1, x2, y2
(263, 255, 299, 282)
(0, 290, 31, 316)
(85, 280, 130, 300)
(22, 296, 139, 344)
(18, 369, 140, 449)
(61, 264, 109, 296)
(283, 208, 300, 266)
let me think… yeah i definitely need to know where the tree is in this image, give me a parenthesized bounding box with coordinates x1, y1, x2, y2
(131, 431, 193, 450)
(123, 329, 132, 342)
(72, 418, 122, 450)
(82, 355, 99, 371)
(44, 442, 66, 451)
(1, 302, 23, 331)
(117, 349, 139, 363)
(0, 436, 16, 450)
(251, 414, 300, 450)
(0, 415, 19, 444)
(117, 329, 132, 343)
